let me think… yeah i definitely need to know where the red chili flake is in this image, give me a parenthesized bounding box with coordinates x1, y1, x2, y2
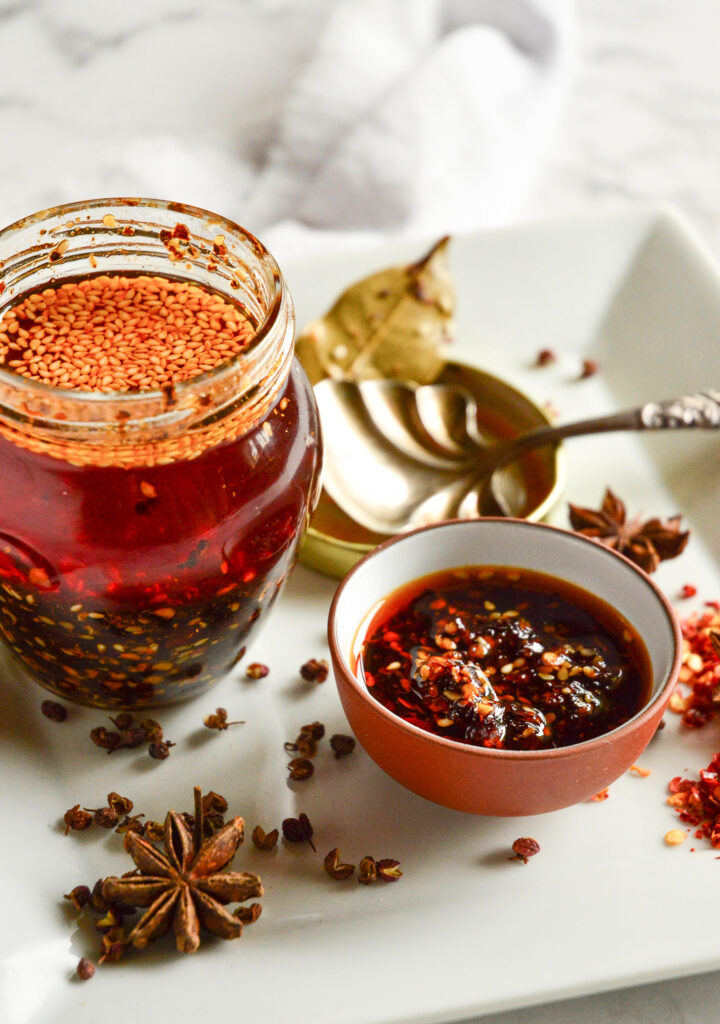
(673, 609, 720, 728)
(589, 788, 610, 802)
(579, 358, 599, 379)
(629, 764, 651, 778)
(666, 751, 720, 847)
(535, 348, 556, 367)
(679, 584, 698, 599)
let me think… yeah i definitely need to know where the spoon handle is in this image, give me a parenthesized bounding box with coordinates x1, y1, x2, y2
(500, 390, 720, 461)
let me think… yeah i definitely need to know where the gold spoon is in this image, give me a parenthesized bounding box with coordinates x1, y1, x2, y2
(315, 379, 720, 534)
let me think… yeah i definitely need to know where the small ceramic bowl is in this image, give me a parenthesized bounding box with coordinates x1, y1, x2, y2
(328, 518, 682, 816)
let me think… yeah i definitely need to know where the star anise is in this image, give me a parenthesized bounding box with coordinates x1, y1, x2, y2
(101, 788, 262, 954)
(568, 489, 689, 573)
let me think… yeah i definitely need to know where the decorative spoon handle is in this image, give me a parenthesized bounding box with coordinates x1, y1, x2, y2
(489, 390, 720, 468)
(638, 391, 720, 429)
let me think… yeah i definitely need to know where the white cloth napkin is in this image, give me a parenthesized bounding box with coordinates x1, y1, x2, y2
(0, 0, 574, 254)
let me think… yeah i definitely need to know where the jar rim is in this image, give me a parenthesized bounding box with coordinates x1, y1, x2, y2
(0, 196, 286, 411)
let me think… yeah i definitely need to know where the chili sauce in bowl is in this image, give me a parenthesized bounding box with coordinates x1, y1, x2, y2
(354, 566, 652, 751)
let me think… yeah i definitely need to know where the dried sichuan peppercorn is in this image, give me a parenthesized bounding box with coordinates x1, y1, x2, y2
(535, 348, 556, 367)
(41, 699, 67, 722)
(377, 858, 403, 882)
(64, 885, 91, 910)
(203, 707, 244, 731)
(301, 721, 326, 740)
(282, 813, 315, 851)
(299, 658, 329, 683)
(509, 837, 540, 864)
(106, 792, 133, 815)
(63, 805, 93, 835)
(246, 662, 269, 680)
(251, 825, 279, 851)
(357, 856, 378, 885)
(323, 849, 355, 880)
(92, 806, 119, 829)
(287, 758, 314, 781)
(148, 739, 175, 760)
(330, 734, 356, 758)
(76, 957, 95, 981)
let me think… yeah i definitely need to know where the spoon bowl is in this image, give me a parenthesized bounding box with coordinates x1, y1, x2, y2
(317, 378, 720, 535)
(300, 362, 565, 576)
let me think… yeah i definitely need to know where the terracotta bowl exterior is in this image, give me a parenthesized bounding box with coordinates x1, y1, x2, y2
(328, 519, 682, 816)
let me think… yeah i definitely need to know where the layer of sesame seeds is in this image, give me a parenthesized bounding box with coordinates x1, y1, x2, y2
(0, 274, 255, 392)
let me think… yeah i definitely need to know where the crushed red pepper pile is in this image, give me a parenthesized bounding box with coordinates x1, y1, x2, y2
(665, 604, 720, 847)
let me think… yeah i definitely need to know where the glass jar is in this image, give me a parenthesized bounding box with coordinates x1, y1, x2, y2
(0, 198, 322, 708)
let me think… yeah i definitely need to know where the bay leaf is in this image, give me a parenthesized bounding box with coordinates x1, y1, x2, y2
(295, 237, 455, 386)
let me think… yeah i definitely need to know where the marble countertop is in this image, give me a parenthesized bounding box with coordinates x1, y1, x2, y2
(0, 1, 718, 1022)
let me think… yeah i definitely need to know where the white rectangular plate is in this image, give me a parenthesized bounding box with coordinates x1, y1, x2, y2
(3, 206, 720, 1024)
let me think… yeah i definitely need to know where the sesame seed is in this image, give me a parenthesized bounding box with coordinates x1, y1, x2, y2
(0, 274, 255, 392)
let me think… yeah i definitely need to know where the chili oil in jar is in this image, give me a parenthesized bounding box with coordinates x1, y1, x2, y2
(0, 199, 321, 708)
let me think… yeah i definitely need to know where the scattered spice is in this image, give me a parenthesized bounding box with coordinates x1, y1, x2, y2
(680, 584, 698, 599)
(569, 489, 689, 574)
(673, 610, 720, 728)
(357, 856, 378, 885)
(579, 358, 599, 379)
(330, 733, 356, 758)
(323, 849, 356, 880)
(64, 885, 91, 911)
(234, 903, 262, 925)
(667, 753, 720, 847)
(107, 792, 133, 815)
(0, 275, 255, 392)
(41, 699, 67, 722)
(144, 820, 166, 842)
(589, 788, 610, 802)
(509, 837, 541, 864)
(76, 957, 95, 981)
(629, 764, 651, 778)
(282, 813, 315, 851)
(376, 858, 403, 882)
(89, 713, 175, 759)
(246, 662, 269, 680)
(63, 805, 93, 835)
(301, 721, 326, 740)
(665, 829, 688, 846)
(148, 740, 175, 760)
(287, 758, 314, 781)
(100, 787, 262, 954)
(203, 707, 245, 731)
(535, 348, 556, 367)
(299, 658, 329, 683)
(115, 814, 146, 836)
(91, 806, 119, 829)
(285, 730, 317, 758)
(251, 825, 279, 851)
